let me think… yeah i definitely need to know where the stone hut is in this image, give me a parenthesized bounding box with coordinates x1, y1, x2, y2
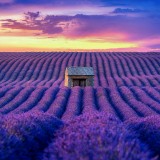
(65, 67, 94, 87)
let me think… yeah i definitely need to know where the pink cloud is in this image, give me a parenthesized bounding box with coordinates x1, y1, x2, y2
(1, 12, 71, 35)
(1, 12, 160, 49)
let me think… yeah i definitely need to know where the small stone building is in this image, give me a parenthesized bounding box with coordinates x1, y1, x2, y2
(65, 67, 94, 87)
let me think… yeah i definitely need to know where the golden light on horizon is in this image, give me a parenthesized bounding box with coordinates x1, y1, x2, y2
(0, 36, 137, 52)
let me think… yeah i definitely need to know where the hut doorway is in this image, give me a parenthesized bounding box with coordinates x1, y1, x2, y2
(73, 79, 86, 87)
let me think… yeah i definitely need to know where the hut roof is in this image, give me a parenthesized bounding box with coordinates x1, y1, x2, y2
(66, 67, 94, 76)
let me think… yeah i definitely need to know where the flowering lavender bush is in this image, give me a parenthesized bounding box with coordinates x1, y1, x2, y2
(126, 115, 160, 158)
(43, 113, 152, 160)
(0, 112, 63, 160)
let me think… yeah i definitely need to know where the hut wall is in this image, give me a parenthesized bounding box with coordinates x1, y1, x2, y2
(64, 70, 69, 87)
(86, 76, 94, 86)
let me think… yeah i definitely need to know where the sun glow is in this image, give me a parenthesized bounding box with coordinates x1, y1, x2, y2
(0, 36, 137, 52)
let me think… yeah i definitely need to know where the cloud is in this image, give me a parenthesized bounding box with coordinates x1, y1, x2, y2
(101, 0, 160, 16)
(1, 12, 160, 42)
(68, 14, 160, 41)
(112, 8, 147, 14)
(101, 0, 160, 7)
(1, 12, 73, 35)
(0, 0, 159, 19)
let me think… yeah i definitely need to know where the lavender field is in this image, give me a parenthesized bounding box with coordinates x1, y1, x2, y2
(1, 52, 160, 160)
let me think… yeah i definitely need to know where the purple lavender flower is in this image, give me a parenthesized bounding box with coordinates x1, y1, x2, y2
(0, 112, 63, 160)
(126, 115, 160, 158)
(43, 113, 152, 160)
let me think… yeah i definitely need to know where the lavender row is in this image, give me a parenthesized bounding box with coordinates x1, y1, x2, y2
(0, 85, 160, 121)
(0, 52, 160, 87)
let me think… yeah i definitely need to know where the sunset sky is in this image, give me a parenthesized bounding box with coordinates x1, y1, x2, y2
(0, 0, 160, 51)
